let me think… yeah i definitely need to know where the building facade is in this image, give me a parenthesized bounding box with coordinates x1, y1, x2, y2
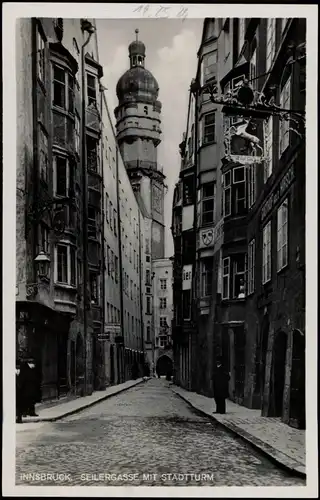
(16, 17, 104, 400)
(152, 259, 174, 375)
(172, 17, 306, 428)
(114, 30, 167, 369)
(16, 18, 150, 402)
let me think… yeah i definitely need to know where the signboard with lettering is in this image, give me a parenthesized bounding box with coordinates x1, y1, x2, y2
(261, 164, 295, 221)
(182, 265, 192, 290)
(105, 324, 121, 334)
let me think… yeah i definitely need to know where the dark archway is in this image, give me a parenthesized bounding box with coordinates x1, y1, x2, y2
(260, 316, 270, 404)
(289, 329, 305, 428)
(271, 330, 288, 417)
(156, 355, 173, 377)
(110, 344, 115, 385)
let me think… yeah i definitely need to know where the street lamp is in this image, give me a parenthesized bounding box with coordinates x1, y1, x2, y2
(34, 250, 51, 279)
(16, 251, 51, 297)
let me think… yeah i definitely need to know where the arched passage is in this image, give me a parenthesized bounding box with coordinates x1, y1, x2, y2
(156, 355, 173, 377)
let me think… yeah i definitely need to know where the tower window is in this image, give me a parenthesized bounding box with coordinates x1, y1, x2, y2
(132, 56, 137, 66)
(138, 56, 143, 65)
(144, 106, 148, 115)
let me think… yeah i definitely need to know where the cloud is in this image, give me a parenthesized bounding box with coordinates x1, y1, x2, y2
(100, 28, 199, 257)
(151, 30, 198, 256)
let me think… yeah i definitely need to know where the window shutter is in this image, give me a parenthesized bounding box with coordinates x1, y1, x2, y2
(244, 252, 248, 295)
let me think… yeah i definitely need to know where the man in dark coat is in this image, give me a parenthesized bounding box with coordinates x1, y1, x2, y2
(213, 356, 230, 414)
(24, 358, 40, 416)
(16, 362, 24, 423)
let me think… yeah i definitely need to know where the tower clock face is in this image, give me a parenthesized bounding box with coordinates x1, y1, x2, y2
(152, 184, 162, 213)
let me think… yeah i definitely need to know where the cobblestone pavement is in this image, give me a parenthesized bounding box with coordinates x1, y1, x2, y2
(16, 378, 305, 487)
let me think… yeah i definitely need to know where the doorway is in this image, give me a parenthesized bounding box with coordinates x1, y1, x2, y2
(234, 326, 246, 404)
(110, 344, 115, 385)
(271, 331, 288, 417)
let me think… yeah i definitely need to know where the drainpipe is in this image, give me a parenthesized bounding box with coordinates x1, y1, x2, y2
(81, 20, 95, 395)
(190, 84, 199, 392)
(100, 86, 106, 389)
(138, 213, 145, 372)
(115, 146, 125, 383)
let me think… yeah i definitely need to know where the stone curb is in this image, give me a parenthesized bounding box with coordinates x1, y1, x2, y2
(22, 378, 149, 423)
(172, 387, 306, 480)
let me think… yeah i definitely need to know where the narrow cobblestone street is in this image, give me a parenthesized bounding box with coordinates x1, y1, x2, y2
(16, 379, 305, 487)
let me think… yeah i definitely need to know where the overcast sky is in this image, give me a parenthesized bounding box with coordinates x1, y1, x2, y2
(96, 19, 203, 258)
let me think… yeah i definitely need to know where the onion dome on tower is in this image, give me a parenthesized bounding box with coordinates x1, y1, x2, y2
(116, 29, 160, 104)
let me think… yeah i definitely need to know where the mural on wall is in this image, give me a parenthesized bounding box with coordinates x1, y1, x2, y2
(152, 183, 163, 214)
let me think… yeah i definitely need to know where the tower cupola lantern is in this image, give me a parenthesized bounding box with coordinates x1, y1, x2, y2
(129, 29, 146, 68)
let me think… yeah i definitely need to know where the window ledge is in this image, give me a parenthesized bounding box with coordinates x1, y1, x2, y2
(37, 77, 47, 95)
(277, 263, 289, 275)
(54, 283, 77, 292)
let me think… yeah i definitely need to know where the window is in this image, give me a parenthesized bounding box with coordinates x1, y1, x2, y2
(87, 73, 97, 107)
(264, 116, 273, 182)
(262, 221, 272, 284)
(146, 297, 151, 314)
(110, 202, 113, 231)
(160, 298, 167, 309)
(146, 325, 151, 341)
(39, 126, 49, 183)
(201, 257, 213, 297)
(160, 317, 168, 328)
(38, 224, 49, 253)
(250, 47, 257, 90)
(247, 239, 255, 295)
(279, 76, 291, 155)
(90, 272, 99, 305)
(203, 51, 217, 82)
(266, 18, 276, 71)
(114, 255, 119, 283)
(233, 166, 246, 215)
(87, 135, 99, 172)
(55, 244, 76, 286)
(110, 251, 115, 280)
(129, 243, 132, 263)
(247, 164, 256, 209)
(277, 199, 288, 271)
(182, 289, 191, 320)
(72, 111, 80, 154)
(202, 182, 215, 225)
(281, 18, 289, 33)
(113, 209, 117, 236)
(72, 38, 80, 70)
(222, 257, 230, 299)
(130, 280, 133, 300)
(105, 193, 109, 222)
(146, 269, 151, 285)
(134, 250, 136, 270)
(54, 155, 74, 197)
(183, 175, 195, 205)
(203, 112, 215, 144)
(53, 65, 74, 112)
(238, 19, 246, 53)
(37, 28, 45, 83)
(144, 106, 148, 115)
(233, 254, 246, 298)
(160, 278, 167, 290)
(107, 246, 111, 275)
(223, 171, 231, 217)
(88, 206, 97, 238)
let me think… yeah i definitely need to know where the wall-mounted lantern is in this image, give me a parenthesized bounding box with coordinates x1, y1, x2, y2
(34, 251, 51, 280)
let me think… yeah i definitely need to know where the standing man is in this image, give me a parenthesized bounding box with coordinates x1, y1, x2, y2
(25, 358, 40, 417)
(213, 356, 230, 414)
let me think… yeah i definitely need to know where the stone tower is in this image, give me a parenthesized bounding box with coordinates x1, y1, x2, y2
(115, 29, 165, 259)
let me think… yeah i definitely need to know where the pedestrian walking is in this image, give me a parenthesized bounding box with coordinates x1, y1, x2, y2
(213, 356, 230, 414)
(16, 362, 24, 423)
(24, 358, 40, 417)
